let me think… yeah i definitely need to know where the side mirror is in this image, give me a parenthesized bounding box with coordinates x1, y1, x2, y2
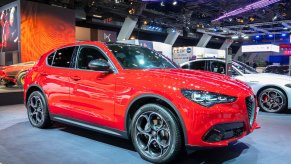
(88, 59, 112, 73)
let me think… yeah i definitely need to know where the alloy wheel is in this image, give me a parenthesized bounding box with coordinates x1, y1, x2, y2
(259, 89, 284, 112)
(28, 95, 44, 126)
(134, 111, 171, 159)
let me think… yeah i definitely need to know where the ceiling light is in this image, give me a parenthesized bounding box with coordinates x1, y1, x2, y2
(268, 34, 274, 38)
(213, 0, 281, 22)
(255, 35, 260, 39)
(283, 27, 288, 30)
(281, 33, 287, 37)
(172, 0, 177, 6)
(161, 1, 165, 6)
(232, 35, 239, 39)
(93, 14, 102, 18)
(243, 35, 249, 39)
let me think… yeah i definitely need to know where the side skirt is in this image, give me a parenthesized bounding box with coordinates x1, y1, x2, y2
(51, 114, 128, 139)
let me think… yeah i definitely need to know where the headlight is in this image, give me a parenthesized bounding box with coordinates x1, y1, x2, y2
(181, 89, 237, 107)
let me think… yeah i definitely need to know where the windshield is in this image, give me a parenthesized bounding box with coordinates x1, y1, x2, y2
(233, 61, 258, 74)
(107, 44, 177, 69)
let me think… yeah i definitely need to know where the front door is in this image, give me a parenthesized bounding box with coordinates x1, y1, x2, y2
(69, 45, 116, 128)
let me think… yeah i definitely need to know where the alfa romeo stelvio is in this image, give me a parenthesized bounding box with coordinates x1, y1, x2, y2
(24, 42, 258, 163)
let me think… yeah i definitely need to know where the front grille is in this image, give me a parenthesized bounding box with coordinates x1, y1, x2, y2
(245, 96, 256, 127)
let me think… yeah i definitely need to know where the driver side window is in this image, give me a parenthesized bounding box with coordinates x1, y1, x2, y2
(77, 46, 108, 70)
(210, 61, 225, 74)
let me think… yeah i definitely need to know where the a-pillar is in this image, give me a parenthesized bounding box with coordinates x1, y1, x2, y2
(117, 16, 138, 41)
(197, 34, 212, 47)
(220, 39, 233, 50)
(164, 30, 180, 45)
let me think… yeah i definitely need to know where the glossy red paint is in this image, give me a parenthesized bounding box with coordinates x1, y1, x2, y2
(23, 41, 258, 147)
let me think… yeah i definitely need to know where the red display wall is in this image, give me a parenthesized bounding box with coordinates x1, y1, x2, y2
(20, 1, 75, 62)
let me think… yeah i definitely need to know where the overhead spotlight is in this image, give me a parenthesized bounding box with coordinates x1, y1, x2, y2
(268, 34, 274, 38)
(128, 8, 136, 15)
(255, 35, 260, 39)
(249, 16, 255, 22)
(172, 0, 177, 6)
(272, 15, 278, 21)
(172, 28, 176, 33)
(281, 33, 287, 37)
(243, 35, 249, 39)
(160, 1, 165, 6)
(231, 35, 239, 39)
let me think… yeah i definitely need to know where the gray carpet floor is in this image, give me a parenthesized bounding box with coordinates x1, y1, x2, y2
(1, 104, 291, 164)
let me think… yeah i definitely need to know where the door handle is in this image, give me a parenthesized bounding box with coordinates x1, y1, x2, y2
(71, 76, 81, 81)
(40, 72, 48, 76)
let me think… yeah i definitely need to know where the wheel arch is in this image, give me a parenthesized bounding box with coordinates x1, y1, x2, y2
(125, 94, 188, 144)
(25, 84, 47, 105)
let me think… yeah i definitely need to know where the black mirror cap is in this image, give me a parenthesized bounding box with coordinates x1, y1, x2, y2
(88, 59, 112, 72)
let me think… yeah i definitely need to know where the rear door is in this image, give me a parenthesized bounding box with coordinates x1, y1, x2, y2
(41, 46, 77, 117)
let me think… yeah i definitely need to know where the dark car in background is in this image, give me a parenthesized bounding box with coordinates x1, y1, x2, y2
(263, 65, 290, 75)
(0, 61, 36, 87)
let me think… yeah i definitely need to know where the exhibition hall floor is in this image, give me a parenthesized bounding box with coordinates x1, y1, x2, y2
(1, 105, 291, 164)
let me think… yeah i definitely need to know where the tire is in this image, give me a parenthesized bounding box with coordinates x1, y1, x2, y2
(258, 88, 287, 113)
(4, 82, 15, 88)
(131, 104, 182, 163)
(17, 72, 26, 87)
(26, 91, 52, 128)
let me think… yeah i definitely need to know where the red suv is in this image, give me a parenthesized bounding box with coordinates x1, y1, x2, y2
(24, 42, 258, 163)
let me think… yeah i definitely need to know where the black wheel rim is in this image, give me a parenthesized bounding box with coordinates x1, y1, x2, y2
(134, 111, 171, 159)
(259, 90, 284, 112)
(28, 95, 44, 126)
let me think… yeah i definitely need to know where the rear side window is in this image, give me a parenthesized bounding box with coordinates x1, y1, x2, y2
(47, 52, 55, 66)
(190, 61, 206, 70)
(181, 64, 189, 69)
(52, 47, 75, 68)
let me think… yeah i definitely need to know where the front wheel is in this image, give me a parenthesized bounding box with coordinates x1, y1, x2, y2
(258, 88, 287, 113)
(131, 104, 182, 163)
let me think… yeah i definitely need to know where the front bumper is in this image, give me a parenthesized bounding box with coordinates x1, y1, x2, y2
(0, 71, 16, 83)
(177, 94, 258, 147)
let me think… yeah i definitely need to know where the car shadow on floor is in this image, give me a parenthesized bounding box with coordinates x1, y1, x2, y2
(53, 122, 249, 163)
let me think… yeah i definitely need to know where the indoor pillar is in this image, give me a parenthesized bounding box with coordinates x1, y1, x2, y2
(220, 39, 233, 50)
(234, 47, 243, 60)
(0, 52, 5, 66)
(164, 30, 180, 45)
(117, 16, 138, 41)
(197, 34, 212, 47)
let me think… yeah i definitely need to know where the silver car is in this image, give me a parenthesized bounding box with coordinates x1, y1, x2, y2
(181, 59, 291, 113)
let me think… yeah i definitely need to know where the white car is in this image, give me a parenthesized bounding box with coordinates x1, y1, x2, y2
(181, 59, 291, 113)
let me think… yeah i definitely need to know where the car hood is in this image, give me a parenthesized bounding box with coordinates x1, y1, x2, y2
(243, 73, 291, 84)
(126, 69, 253, 97)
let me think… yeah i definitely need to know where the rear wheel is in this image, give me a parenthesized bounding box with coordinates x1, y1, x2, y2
(17, 72, 26, 87)
(258, 88, 287, 113)
(131, 104, 182, 163)
(27, 91, 52, 128)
